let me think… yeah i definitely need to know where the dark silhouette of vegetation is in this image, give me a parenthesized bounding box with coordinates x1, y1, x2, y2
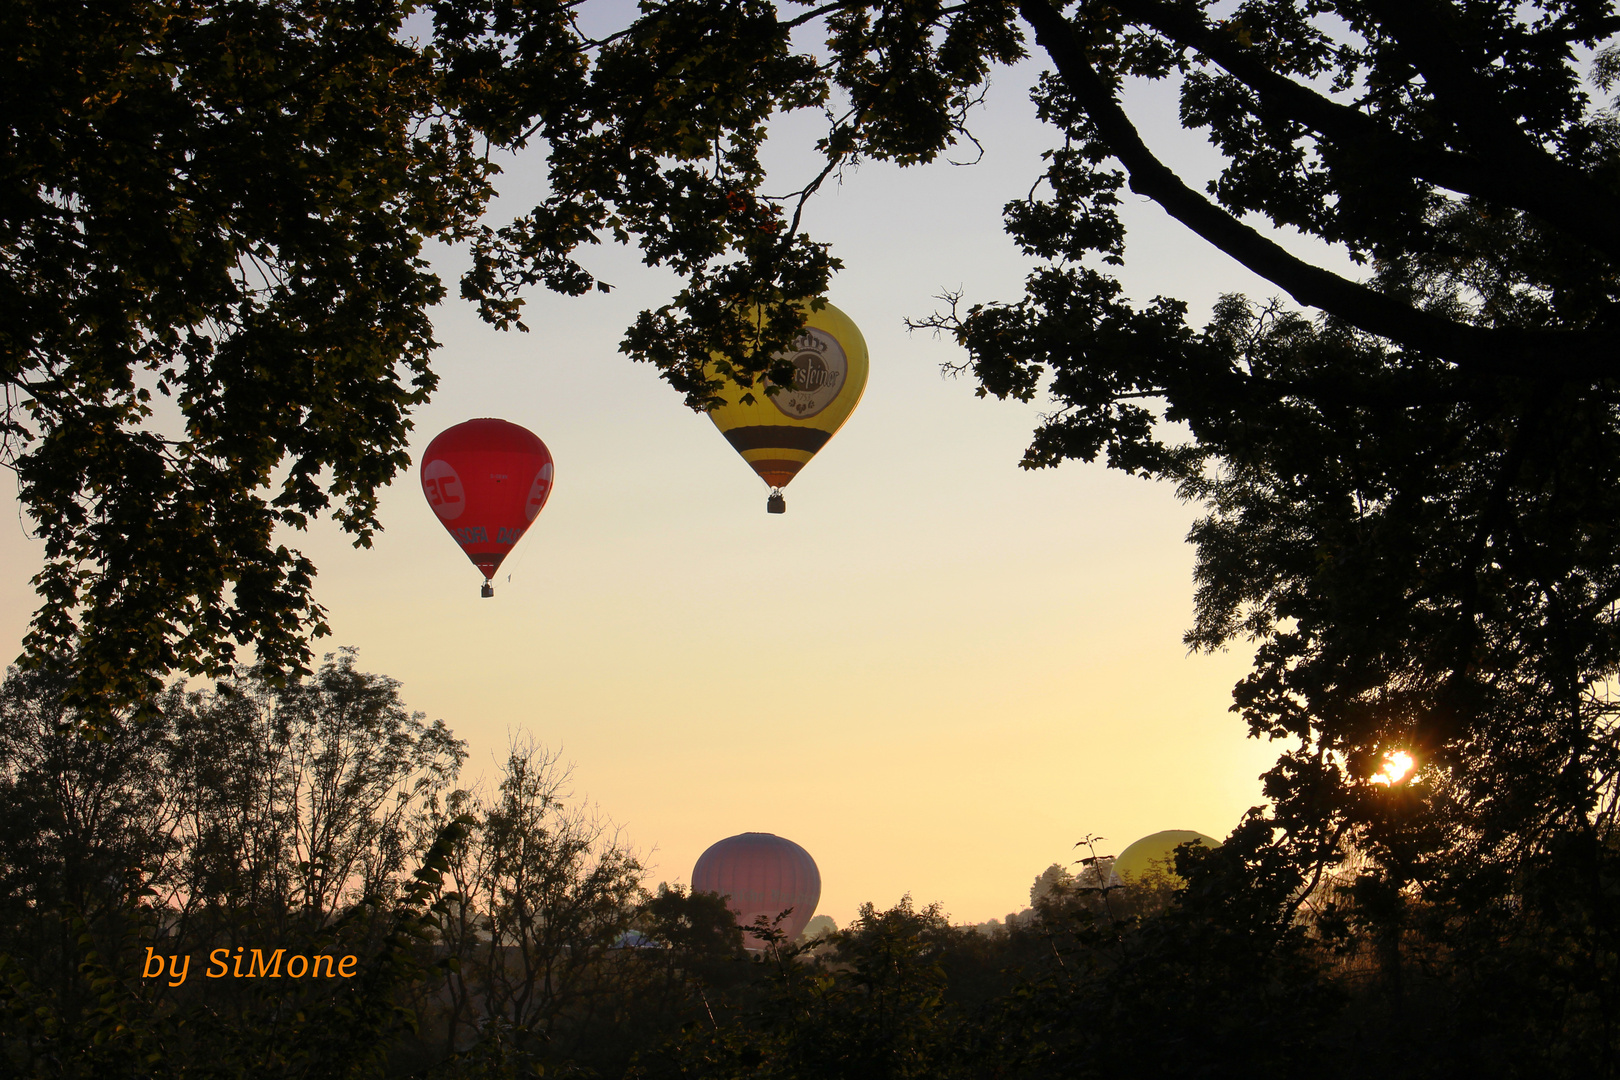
(4, 0, 502, 720)
(0, 655, 641, 1077)
(0, 655, 1615, 1075)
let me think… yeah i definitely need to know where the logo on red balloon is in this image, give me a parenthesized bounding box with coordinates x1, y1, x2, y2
(422, 460, 465, 521)
(526, 463, 555, 522)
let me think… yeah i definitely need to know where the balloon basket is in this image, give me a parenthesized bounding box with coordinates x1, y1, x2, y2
(766, 490, 786, 514)
(481, 581, 494, 598)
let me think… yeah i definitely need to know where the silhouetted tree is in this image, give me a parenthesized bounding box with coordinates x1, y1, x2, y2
(414, 739, 644, 1062)
(0, 663, 179, 1013)
(161, 648, 466, 931)
(0, 652, 472, 1075)
(4, 0, 502, 720)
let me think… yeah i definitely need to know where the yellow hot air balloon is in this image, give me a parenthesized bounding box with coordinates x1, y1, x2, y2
(1111, 830, 1220, 886)
(706, 301, 868, 513)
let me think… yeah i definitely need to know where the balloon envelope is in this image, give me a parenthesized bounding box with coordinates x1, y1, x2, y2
(1112, 829, 1220, 885)
(420, 419, 554, 582)
(706, 301, 868, 495)
(692, 832, 821, 947)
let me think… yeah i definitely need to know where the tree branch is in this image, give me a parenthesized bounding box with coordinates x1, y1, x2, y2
(1356, 0, 1620, 244)
(783, 0, 861, 29)
(1110, 0, 1620, 261)
(1016, 0, 1620, 380)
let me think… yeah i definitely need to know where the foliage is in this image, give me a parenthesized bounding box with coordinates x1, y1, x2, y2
(161, 647, 467, 926)
(638, 883, 747, 958)
(0, 662, 179, 1009)
(0, 651, 466, 1047)
(2, 0, 497, 719)
(1011, 822, 1343, 1080)
(631, 897, 985, 1080)
(918, 1, 1620, 941)
(0, 655, 653, 1076)
(0, 641, 1612, 1074)
(10, 0, 1620, 1072)
(0, 819, 472, 1079)
(411, 738, 645, 1061)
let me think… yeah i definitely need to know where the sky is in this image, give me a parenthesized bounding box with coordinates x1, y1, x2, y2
(0, 21, 1373, 928)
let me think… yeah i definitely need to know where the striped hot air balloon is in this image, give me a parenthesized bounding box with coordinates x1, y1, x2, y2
(692, 832, 821, 948)
(705, 301, 868, 513)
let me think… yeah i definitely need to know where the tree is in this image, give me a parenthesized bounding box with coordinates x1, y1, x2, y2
(0, 651, 463, 1010)
(0, 663, 181, 1011)
(436, 1, 1620, 1064)
(3, 0, 497, 718)
(635, 897, 983, 1080)
(418, 739, 645, 1060)
(0, 652, 476, 1075)
(638, 883, 748, 957)
(160, 647, 466, 928)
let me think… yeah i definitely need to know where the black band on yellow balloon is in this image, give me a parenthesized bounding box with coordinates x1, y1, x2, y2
(721, 426, 833, 454)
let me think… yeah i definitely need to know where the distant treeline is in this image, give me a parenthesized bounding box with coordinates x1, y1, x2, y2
(0, 654, 1615, 1079)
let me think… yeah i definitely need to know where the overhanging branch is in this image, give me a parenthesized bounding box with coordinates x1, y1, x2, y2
(1356, 0, 1620, 252)
(1017, 0, 1620, 381)
(1110, 0, 1620, 262)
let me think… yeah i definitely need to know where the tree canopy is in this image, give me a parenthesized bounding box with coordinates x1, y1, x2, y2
(4, 0, 496, 713)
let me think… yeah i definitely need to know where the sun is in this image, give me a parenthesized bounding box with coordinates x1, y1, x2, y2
(1370, 750, 1416, 786)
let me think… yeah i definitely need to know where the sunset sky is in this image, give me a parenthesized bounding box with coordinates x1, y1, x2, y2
(0, 42, 1365, 927)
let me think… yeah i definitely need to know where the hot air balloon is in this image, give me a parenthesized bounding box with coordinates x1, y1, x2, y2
(692, 832, 821, 948)
(1111, 830, 1220, 886)
(706, 301, 868, 513)
(420, 418, 554, 597)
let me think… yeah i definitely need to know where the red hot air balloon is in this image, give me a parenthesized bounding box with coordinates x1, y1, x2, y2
(692, 832, 821, 948)
(421, 419, 554, 596)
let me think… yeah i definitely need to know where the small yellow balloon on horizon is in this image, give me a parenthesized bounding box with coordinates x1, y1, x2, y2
(1111, 829, 1220, 885)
